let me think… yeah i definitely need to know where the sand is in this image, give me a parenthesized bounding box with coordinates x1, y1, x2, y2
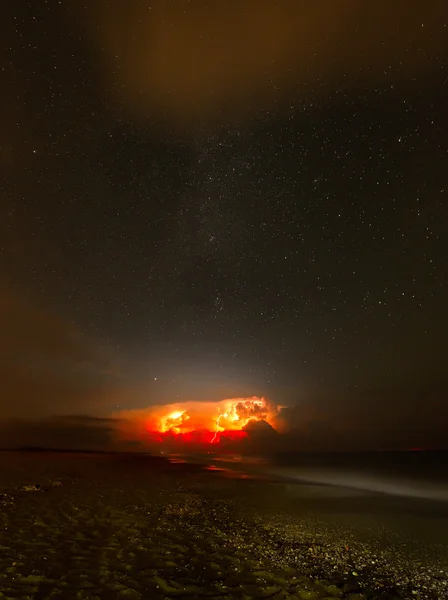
(0, 451, 447, 600)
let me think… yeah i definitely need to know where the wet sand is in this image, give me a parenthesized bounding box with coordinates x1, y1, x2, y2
(0, 451, 447, 599)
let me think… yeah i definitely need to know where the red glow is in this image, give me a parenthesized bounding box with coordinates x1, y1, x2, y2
(143, 397, 278, 447)
(147, 428, 248, 445)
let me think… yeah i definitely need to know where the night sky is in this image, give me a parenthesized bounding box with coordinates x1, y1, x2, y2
(1, 1, 447, 450)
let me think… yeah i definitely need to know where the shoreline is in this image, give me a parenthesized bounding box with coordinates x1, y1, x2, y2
(0, 451, 447, 599)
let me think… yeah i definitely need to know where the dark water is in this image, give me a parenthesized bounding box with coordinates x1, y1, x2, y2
(200, 450, 448, 500)
(176, 450, 448, 550)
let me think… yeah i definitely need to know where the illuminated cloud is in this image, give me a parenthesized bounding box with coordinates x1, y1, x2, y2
(1, 388, 446, 452)
(113, 396, 283, 447)
(80, 0, 446, 123)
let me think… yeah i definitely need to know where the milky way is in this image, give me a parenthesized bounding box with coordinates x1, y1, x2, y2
(0, 1, 447, 450)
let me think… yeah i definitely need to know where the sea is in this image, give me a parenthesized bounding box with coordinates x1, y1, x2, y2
(168, 449, 448, 549)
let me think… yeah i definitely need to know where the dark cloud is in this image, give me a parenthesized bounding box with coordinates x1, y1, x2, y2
(80, 0, 447, 123)
(0, 285, 119, 418)
(0, 280, 445, 450)
(274, 383, 448, 452)
(241, 419, 280, 454)
(1, 385, 446, 452)
(0, 415, 142, 452)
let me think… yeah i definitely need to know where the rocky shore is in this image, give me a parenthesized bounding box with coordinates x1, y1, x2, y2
(0, 452, 446, 599)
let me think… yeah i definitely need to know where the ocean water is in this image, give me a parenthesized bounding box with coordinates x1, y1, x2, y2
(200, 450, 448, 501)
(184, 450, 448, 552)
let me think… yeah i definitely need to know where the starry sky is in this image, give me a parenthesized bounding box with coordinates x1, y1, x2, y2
(1, 1, 447, 450)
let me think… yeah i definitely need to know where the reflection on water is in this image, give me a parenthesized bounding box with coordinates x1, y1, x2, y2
(209, 453, 267, 465)
(203, 464, 257, 479)
(167, 453, 264, 479)
(169, 459, 187, 464)
(168, 450, 448, 502)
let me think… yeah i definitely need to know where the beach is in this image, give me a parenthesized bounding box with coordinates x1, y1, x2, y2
(0, 451, 447, 599)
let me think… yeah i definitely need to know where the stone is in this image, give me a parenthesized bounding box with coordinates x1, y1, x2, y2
(117, 590, 142, 600)
(297, 591, 319, 600)
(324, 584, 343, 597)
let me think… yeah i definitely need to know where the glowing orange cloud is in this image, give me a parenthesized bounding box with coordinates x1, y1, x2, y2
(116, 397, 281, 447)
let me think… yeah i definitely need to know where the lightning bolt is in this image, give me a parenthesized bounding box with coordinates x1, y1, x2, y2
(211, 414, 223, 443)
